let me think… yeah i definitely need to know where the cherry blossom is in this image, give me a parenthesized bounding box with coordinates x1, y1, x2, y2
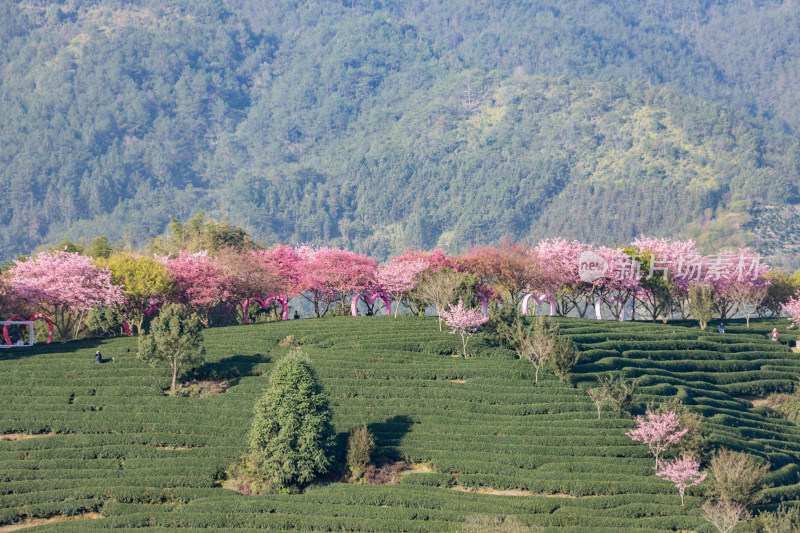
(8, 251, 124, 339)
(440, 298, 489, 358)
(656, 455, 707, 506)
(626, 410, 688, 469)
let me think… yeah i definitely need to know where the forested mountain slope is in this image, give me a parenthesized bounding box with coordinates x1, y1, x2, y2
(2, 0, 800, 265)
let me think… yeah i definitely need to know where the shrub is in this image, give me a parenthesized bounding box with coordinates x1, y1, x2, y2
(279, 335, 301, 348)
(707, 448, 769, 508)
(550, 337, 580, 381)
(485, 303, 520, 349)
(347, 426, 375, 483)
(586, 382, 609, 420)
(749, 505, 800, 532)
(603, 374, 638, 414)
(459, 515, 539, 533)
(245, 351, 334, 493)
(702, 501, 747, 533)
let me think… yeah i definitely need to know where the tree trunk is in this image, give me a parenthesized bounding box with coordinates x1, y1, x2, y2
(171, 361, 178, 394)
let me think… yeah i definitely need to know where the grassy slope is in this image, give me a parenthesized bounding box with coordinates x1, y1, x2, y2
(0, 317, 799, 531)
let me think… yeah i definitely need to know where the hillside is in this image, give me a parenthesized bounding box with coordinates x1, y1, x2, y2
(2, 1, 800, 265)
(1, 316, 799, 531)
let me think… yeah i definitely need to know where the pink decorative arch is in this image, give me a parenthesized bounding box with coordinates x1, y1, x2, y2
(3, 314, 54, 344)
(3, 316, 27, 345)
(521, 294, 557, 316)
(350, 292, 391, 316)
(122, 303, 162, 336)
(243, 296, 289, 323)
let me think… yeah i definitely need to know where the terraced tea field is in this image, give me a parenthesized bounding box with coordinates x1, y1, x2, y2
(1, 317, 799, 531)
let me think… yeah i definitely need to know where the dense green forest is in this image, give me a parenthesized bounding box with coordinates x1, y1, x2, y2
(2, 0, 800, 267)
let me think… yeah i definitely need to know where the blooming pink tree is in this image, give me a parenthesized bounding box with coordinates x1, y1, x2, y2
(214, 248, 283, 322)
(440, 299, 489, 358)
(534, 238, 586, 316)
(656, 455, 707, 506)
(782, 293, 800, 329)
(163, 251, 234, 327)
(8, 251, 125, 340)
(462, 239, 541, 306)
(0, 275, 19, 318)
(393, 249, 460, 274)
(297, 247, 377, 317)
(376, 260, 427, 317)
(707, 249, 770, 320)
(626, 410, 688, 469)
(257, 245, 304, 297)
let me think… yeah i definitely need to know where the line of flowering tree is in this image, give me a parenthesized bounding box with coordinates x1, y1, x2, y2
(0, 235, 795, 340)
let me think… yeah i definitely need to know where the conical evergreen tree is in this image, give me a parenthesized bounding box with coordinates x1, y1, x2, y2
(248, 351, 334, 492)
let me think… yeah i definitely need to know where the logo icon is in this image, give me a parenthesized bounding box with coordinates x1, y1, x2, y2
(578, 251, 607, 282)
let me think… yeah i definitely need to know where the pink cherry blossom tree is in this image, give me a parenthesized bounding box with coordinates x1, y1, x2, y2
(656, 455, 707, 506)
(462, 239, 541, 307)
(256, 245, 304, 297)
(0, 275, 19, 318)
(376, 260, 427, 317)
(394, 249, 462, 316)
(440, 299, 489, 358)
(707, 249, 769, 320)
(8, 251, 125, 340)
(163, 251, 234, 327)
(782, 293, 800, 329)
(214, 248, 282, 322)
(626, 410, 688, 469)
(393, 248, 460, 274)
(297, 247, 377, 317)
(534, 238, 586, 316)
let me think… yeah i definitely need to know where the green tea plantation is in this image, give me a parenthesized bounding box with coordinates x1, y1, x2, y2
(1, 317, 799, 531)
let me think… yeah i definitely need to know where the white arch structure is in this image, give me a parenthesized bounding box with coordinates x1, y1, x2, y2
(521, 294, 557, 316)
(594, 295, 627, 321)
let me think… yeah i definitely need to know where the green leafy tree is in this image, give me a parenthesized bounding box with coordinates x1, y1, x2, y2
(689, 283, 716, 331)
(87, 307, 123, 336)
(85, 236, 112, 259)
(137, 303, 205, 394)
(247, 352, 334, 492)
(759, 269, 799, 317)
(96, 253, 175, 334)
(152, 212, 256, 255)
